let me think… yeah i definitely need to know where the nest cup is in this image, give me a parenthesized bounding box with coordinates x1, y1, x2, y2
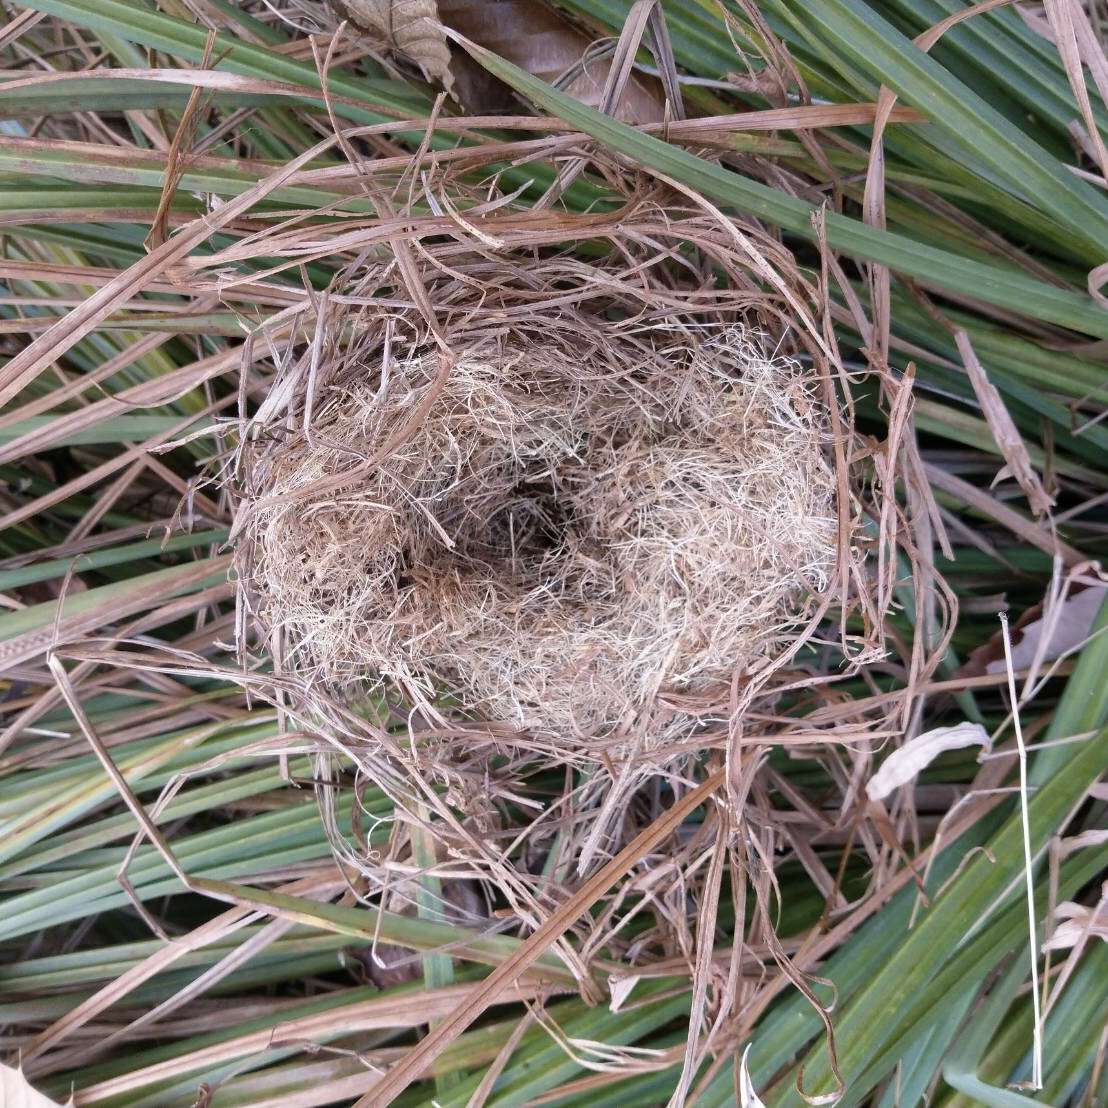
(233, 222, 842, 753)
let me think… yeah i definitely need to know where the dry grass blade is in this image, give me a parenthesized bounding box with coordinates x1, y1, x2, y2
(1042, 0, 1108, 183)
(954, 328, 1054, 517)
(924, 465, 1084, 566)
(74, 980, 551, 1104)
(999, 612, 1044, 1090)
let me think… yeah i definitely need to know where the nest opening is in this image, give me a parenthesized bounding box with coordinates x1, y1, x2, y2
(238, 322, 839, 745)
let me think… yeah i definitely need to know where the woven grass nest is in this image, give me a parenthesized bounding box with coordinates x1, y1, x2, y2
(232, 207, 849, 760)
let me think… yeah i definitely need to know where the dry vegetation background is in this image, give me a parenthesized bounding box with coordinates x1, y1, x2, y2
(0, 0, 1106, 1106)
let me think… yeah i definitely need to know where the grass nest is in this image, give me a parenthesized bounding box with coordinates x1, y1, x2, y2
(229, 194, 867, 845)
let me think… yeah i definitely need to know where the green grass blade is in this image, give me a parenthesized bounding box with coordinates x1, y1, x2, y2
(779, 0, 1108, 253)
(14, 0, 430, 122)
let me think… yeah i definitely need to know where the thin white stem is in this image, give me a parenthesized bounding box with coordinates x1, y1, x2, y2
(999, 612, 1043, 1089)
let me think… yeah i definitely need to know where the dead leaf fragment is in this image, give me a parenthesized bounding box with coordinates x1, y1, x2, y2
(1055, 828, 1108, 859)
(1043, 885, 1108, 951)
(985, 585, 1108, 675)
(607, 974, 640, 1013)
(866, 722, 990, 801)
(438, 0, 663, 121)
(332, 0, 453, 91)
(1029, 1, 1108, 182)
(0, 1065, 68, 1108)
(739, 1045, 767, 1108)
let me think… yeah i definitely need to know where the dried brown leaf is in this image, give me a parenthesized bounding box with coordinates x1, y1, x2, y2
(1043, 885, 1108, 951)
(985, 585, 1108, 675)
(439, 0, 662, 121)
(333, 0, 453, 91)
